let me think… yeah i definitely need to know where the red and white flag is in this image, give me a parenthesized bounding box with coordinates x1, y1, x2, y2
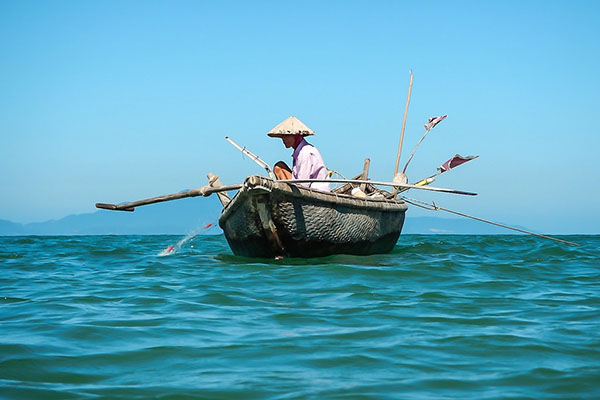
(424, 115, 448, 131)
(438, 154, 479, 173)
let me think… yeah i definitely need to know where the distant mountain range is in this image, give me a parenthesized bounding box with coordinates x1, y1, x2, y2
(0, 197, 223, 235)
(0, 199, 515, 235)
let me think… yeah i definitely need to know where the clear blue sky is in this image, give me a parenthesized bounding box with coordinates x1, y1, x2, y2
(1, 0, 598, 233)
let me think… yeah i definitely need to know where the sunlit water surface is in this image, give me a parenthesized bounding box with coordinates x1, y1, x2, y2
(1, 234, 599, 399)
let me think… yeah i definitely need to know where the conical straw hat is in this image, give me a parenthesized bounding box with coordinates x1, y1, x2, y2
(267, 116, 315, 137)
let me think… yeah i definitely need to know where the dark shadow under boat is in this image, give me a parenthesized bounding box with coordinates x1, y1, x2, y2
(219, 175, 408, 258)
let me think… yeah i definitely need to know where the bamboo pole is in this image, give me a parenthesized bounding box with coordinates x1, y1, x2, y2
(393, 70, 414, 179)
(226, 136, 274, 179)
(95, 173, 476, 213)
(280, 178, 476, 196)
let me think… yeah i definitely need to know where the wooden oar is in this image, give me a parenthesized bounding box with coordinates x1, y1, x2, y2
(279, 178, 477, 196)
(96, 184, 242, 212)
(95, 175, 474, 213)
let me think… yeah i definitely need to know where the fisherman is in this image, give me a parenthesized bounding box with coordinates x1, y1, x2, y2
(268, 116, 330, 192)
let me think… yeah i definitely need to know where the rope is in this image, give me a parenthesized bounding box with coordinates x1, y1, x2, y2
(401, 196, 579, 246)
(402, 129, 431, 174)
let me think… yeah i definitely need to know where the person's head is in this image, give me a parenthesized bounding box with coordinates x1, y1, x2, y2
(281, 134, 302, 149)
(267, 116, 315, 148)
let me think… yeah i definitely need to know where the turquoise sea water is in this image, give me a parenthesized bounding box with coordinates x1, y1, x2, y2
(1, 234, 599, 399)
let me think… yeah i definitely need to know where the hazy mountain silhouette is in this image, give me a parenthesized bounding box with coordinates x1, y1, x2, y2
(1, 196, 223, 235)
(1, 198, 517, 235)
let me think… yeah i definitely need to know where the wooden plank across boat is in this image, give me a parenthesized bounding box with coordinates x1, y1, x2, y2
(219, 175, 408, 258)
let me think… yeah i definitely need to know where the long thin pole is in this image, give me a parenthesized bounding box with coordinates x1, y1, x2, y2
(279, 178, 476, 196)
(402, 196, 579, 246)
(225, 136, 274, 179)
(95, 174, 476, 213)
(95, 184, 242, 212)
(393, 70, 414, 178)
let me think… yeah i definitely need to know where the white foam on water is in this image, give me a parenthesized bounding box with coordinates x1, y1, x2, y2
(157, 223, 216, 256)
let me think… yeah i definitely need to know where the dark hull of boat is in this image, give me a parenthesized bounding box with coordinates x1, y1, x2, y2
(219, 176, 407, 258)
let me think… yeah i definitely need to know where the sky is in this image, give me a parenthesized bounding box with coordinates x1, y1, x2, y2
(1, 0, 599, 234)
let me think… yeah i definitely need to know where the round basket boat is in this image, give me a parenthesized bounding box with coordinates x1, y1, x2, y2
(219, 175, 408, 258)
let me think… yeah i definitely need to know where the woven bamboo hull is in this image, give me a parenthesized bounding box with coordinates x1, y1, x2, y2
(219, 175, 408, 258)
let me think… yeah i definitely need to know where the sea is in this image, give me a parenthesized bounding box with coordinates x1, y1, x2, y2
(1, 234, 599, 400)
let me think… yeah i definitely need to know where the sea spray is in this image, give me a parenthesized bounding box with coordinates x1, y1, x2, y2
(157, 223, 215, 256)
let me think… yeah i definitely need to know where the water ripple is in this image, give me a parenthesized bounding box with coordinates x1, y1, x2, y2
(0, 234, 598, 399)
